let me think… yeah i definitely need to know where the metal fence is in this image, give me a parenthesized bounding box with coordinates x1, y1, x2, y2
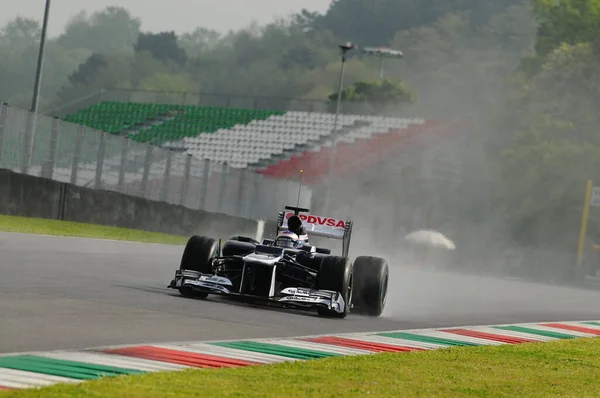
(46, 89, 330, 118)
(0, 103, 312, 221)
(45, 89, 428, 119)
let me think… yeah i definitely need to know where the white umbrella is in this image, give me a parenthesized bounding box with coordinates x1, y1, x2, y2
(404, 229, 456, 250)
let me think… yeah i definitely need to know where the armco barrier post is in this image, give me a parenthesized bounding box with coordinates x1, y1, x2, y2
(70, 125, 84, 185)
(141, 144, 153, 198)
(0, 103, 7, 163)
(217, 162, 228, 213)
(198, 158, 209, 210)
(94, 131, 106, 189)
(117, 138, 129, 193)
(160, 149, 173, 202)
(180, 154, 192, 206)
(41, 117, 59, 179)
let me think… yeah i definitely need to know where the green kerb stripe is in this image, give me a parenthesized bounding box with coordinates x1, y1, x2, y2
(0, 355, 144, 380)
(377, 332, 478, 346)
(583, 322, 600, 327)
(211, 341, 340, 360)
(493, 326, 575, 339)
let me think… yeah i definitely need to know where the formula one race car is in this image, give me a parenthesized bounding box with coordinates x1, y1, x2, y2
(167, 206, 389, 318)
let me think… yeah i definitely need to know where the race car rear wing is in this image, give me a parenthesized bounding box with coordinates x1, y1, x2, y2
(277, 206, 353, 257)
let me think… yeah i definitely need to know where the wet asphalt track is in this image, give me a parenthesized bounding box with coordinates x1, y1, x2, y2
(2, 231, 600, 353)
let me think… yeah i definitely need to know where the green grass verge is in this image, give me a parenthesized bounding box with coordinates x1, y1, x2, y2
(3, 337, 600, 397)
(0, 214, 188, 245)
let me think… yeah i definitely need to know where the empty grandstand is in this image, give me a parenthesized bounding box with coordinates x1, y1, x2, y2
(63, 101, 285, 146)
(59, 100, 463, 187)
(1, 91, 467, 231)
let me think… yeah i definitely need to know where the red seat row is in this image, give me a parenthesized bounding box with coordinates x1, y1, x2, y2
(259, 120, 465, 184)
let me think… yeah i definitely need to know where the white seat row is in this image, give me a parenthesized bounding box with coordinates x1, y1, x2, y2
(159, 111, 425, 168)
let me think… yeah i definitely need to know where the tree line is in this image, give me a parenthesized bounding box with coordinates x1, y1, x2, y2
(0, 1, 532, 112)
(2, 0, 598, 254)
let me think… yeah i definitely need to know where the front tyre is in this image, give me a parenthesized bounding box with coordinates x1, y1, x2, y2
(316, 256, 353, 318)
(178, 235, 218, 298)
(352, 256, 389, 316)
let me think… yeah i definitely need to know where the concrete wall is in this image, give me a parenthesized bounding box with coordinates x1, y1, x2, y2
(0, 168, 260, 240)
(0, 168, 63, 220)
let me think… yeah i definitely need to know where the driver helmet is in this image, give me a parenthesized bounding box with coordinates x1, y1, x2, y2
(276, 230, 299, 248)
(288, 215, 309, 242)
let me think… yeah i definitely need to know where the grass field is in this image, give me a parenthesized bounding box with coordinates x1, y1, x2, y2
(0, 214, 188, 245)
(2, 337, 600, 397)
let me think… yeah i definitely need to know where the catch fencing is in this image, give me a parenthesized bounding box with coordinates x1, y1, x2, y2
(45, 89, 427, 119)
(0, 103, 311, 221)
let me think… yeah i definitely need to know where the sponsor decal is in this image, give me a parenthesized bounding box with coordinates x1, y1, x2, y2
(200, 275, 233, 285)
(280, 296, 323, 303)
(291, 296, 318, 302)
(285, 212, 346, 229)
(194, 281, 230, 293)
(282, 287, 311, 297)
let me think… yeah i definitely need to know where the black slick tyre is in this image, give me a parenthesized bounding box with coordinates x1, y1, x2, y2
(352, 256, 389, 316)
(178, 235, 218, 298)
(316, 256, 353, 318)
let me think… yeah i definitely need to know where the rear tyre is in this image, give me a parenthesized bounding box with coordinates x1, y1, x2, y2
(316, 256, 353, 318)
(352, 256, 389, 316)
(179, 235, 218, 298)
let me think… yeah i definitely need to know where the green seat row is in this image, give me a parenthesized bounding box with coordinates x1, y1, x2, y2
(63, 101, 167, 135)
(62, 101, 285, 144)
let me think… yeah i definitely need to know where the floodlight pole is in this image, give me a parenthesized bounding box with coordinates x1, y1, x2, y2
(323, 42, 355, 213)
(30, 0, 51, 113)
(361, 46, 403, 80)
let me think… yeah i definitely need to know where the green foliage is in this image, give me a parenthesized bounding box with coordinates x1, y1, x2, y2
(0, 17, 90, 109)
(532, 0, 600, 56)
(138, 73, 195, 92)
(178, 28, 222, 58)
(0, 1, 537, 113)
(497, 115, 600, 247)
(56, 54, 134, 103)
(135, 31, 187, 67)
(310, 0, 525, 46)
(57, 7, 141, 54)
(66, 54, 107, 87)
(494, 37, 600, 248)
(328, 79, 416, 113)
(5, 0, 599, 252)
(1, 17, 41, 51)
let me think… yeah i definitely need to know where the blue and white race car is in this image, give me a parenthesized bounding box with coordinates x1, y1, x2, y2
(168, 206, 389, 318)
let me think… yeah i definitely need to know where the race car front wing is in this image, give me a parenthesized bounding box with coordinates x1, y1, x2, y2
(168, 269, 347, 314)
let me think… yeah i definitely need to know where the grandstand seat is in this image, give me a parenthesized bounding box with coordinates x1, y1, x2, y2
(179, 111, 424, 168)
(62, 100, 460, 183)
(62, 101, 284, 144)
(126, 106, 284, 145)
(63, 101, 172, 135)
(259, 120, 463, 184)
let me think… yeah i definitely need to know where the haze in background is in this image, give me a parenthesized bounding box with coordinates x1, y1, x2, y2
(1, 0, 598, 292)
(1, 0, 330, 37)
